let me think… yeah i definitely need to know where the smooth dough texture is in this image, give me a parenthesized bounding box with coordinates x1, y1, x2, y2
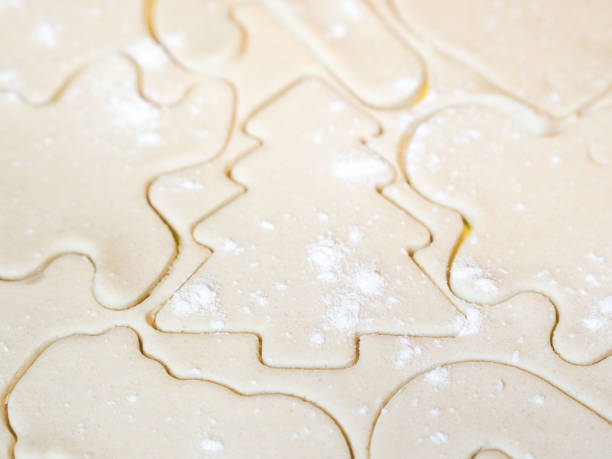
(0, 0, 195, 104)
(261, 0, 424, 108)
(393, 0, 612, 117)
(370, 361, 612, 458)
(148, 293, 612, 459)
(156, 79, 462, 367)
(0, 55, 233, 308)
(0, 256, 116, 405)
(8, 327, 351, 459)
(1, 0, 611, 457)
(405, 105, 612, 364)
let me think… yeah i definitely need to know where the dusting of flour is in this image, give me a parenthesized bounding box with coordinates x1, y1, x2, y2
(330, 146, 390, 184)
(451, 256, 500, 295)
(168, 278, 224, 329)
(582, 295, 612, 332)
(307, 233, 386, 332)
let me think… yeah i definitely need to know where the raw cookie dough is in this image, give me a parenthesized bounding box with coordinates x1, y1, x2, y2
(0, 55, 233, 308)
(392, 0, 612, 117)
(370, 361, 612, 458)
(405, 104, 612, 364)
(1, 1, 611, 457)
(0, 0, 194, 103)
(147, 292, 612, 459)
(156, 79, 462, 367)
(155, 1, 325, 125)
(8, 327, 351, 459)
(261, 0, 424, 108)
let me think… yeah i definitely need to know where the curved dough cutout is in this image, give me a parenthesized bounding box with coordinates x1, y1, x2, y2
(0, 55, 233, 308)
(261, 0, 424, 108)
(8, 327, 351, 458)
(370, 361, 611, 458)
(392, 0, 612, 117)
(0, 0, 195, 103)
(156, 78, 462, 367)
(405, 105, 612, 364)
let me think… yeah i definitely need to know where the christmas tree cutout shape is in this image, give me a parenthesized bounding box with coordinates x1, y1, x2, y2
(156, 79, 461, 367)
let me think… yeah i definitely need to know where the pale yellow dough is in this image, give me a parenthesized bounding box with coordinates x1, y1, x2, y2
(156, 79, 462, 367)
(405, 105, 612, 364)
(1, 0, 611, 457)
(0, 0, 195, 104)
(8, 328, 351, 458)
(0, 55, 232, 308)
(4, 258, 611, 458)
(370, 362, 612, 458)
(393, 0, 612, 117)
(261, 0, 424, 108)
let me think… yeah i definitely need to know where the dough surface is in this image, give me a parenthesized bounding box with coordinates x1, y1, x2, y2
(0, 55, 232, 308)
(393, 0, 612, 117)
(156, 79, 462, 367)
(1, 0, 610, 457)
(405, 104, 612, 364)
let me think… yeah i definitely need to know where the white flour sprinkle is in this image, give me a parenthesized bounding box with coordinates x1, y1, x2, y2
(259, 220, 275, 231)
(331, 147, 390, 183)
(168, 278, 223, 326)
(587, 250, 605, 264)
(317, 211, 329, 221)
(393, 76, 418, 95)
(531, 394, 545, 405)
(514, 202, 526, 212)
(137, 131, 161, 147)
(164, 32, 187, 50)
(108, 93, 159, 128)
(600, 296, 612, 314)
(393, 338, 422, 369)
(429, 432, 448, 445)
(329, 23, 348, 39)
(425, 367, 449, 386)
(329, 100, 347, 112)
(178, 178, 203, 190)
(451, 257, 499, 295)
(307, 233, 387, 332)
(307, 237, 348, 282)
(309, 330, 324, 347)
(201, 437, 224, 453)
(275, 282, 288, 291)
(250, 290, 269, 307)
(222, 238, 244, 254)
(340, 0, 362, 18)
(454, 307, 483, 337)
(354, 267, 385, 296)
(32, 22, 57, 47)
(0, 0, 22, 10)
(0, 69, 22, 87)
(348, 226, 363, 244)
(127, 39, 167, 69)
(582, 296, 612, 332)
(585, 273, 601, 288)
(325, 293, 360, 331)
